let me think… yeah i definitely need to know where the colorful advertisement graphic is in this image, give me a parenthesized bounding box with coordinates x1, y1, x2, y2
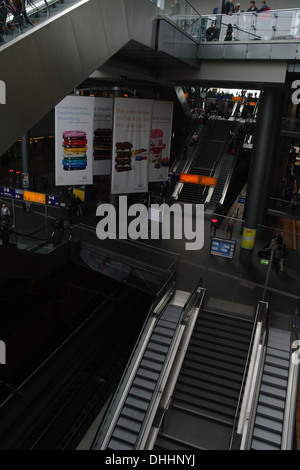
(148, 101, 173, 183)
(111, 98, 153, 194)
(55, 96, 94, 186)
(93, 97, 113, 176)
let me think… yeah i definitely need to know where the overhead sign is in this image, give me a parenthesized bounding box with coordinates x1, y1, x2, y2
(210, 237, 237, 259)
(46, 194, 60, 207)
(1, 186, 60, 206)
(0, 186, 16, 199)
(180, 174, 218, 187)
(23, 191, 46, 204)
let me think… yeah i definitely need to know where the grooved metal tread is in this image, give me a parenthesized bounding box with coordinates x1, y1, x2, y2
(105, 303, 183, 450)
(250, 326, 291, 451)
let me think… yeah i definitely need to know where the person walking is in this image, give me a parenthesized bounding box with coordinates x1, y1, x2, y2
(1, 203, 10, 222)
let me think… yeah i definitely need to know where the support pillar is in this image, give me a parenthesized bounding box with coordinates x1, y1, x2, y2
(240, 88, 282, 264)
(21, 132, 30, 189)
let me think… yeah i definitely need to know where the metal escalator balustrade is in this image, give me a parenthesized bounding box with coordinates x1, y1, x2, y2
(91, 282, 204, 450)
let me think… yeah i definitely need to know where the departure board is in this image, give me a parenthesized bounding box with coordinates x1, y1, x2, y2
(210, 237, 237, 259)
(23, 191, 46, 204)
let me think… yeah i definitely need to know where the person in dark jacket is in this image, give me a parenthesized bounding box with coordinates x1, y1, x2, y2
(257, 1, 270, 12)
(224, 23, 233, 41)
(224, 0, 235, 15)
(247, 0, 258, 11)
(206, 22, 219, 41)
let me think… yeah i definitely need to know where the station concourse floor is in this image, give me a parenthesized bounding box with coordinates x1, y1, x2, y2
(1, 151, 300, 450)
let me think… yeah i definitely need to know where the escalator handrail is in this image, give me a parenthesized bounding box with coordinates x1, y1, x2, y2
(281, 307, 300, 449)
(229, 299, 270, 449)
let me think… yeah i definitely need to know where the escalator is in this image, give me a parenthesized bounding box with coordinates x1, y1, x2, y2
(250, 324, 291, 450)
(91, 284, 204, 450)
(177, 120, 233, 204)
(0, 224, 74, 279)
(154, 309, 253, 450)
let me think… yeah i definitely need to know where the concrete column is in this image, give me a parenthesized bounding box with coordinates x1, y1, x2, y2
(239, 87, 281, 264)
(21, 132, 30, 188)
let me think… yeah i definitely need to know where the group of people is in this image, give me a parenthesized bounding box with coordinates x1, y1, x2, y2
(207, 1, 271, 42)
(258, 232, 288, 274)
(66, 194, 83, 225)
(224, 0, 271, 15)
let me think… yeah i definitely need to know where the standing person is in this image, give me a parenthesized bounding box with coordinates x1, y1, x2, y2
(1, 203, 10, 222)
(224, 23, 233, 40)
(257, 1, 270, 12)
(53, 215, 64, 245)
(206, 22, 218, 41)
(234, 3, 241, 13)
(170, 0, 180, 15)
(224, 0, 235, 15)
(247, 0, 258, 11)
(75, 196, 83, 216)
(227, 130, 235, 153)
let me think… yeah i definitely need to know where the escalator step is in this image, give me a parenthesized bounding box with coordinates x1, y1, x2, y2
(254, 415, 283, 434)
(252, 427, 281, 447)
(258, 394, 285, 411)
(256, 404, 284, 422)
(261, 373, 288, 390)
(264, 364, 289, 379)
(172, 393, 235, 421)
(187, 344, 247, 366)
(264, 354, 290, 370)
(251, 438, 280, 451)
(260, 383, 286, 400)
(179, 370, 242, 392)
(108, 437, 135, 450)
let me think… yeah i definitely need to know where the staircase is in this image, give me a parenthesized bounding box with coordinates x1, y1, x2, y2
(250, 327, 291, 450)
(154, 310, 253, 450)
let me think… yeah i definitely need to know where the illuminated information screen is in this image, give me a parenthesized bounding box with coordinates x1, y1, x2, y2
(210, 237, 237, 259)
(23, 191, 46, 204)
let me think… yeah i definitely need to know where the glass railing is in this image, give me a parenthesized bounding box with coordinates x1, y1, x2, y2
(0, 0, 83, 47)
(158, 3, 300, 43)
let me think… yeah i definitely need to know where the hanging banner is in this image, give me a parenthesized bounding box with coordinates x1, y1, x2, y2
(93, 97, 113, 176)
(55, 95, 94, 186)
(148, 101, 173, 183)
(111, 98, 153, 194)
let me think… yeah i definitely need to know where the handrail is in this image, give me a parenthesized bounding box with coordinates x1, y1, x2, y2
(229, 299, 270, 449)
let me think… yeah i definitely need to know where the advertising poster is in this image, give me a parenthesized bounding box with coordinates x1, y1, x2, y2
(111, 98, 153, 194)
(93, 97, 113, 176)
(55, 95, 94, 186)
(148, 100, 173, 183)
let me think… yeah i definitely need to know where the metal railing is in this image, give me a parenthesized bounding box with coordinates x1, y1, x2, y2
(229, 299, 270, 450)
